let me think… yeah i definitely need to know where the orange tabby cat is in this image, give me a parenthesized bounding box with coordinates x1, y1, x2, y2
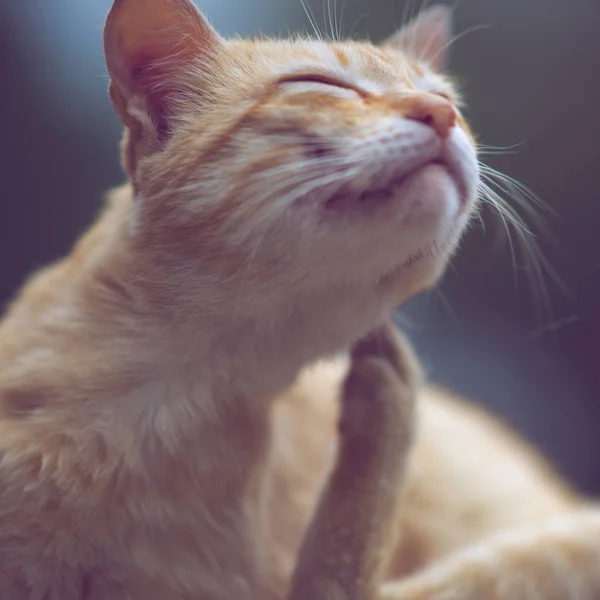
(1, 0, 598, 598)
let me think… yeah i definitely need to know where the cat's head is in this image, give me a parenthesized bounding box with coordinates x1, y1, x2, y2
(104, 0, 479, 324)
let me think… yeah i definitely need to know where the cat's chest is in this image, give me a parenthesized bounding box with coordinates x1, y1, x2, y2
(95, 450, 269, 599)
(120, 491, 266, 599)
(98, 391, 274, 598)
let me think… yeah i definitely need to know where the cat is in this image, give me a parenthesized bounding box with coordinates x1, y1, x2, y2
(0, 0, 598, 598)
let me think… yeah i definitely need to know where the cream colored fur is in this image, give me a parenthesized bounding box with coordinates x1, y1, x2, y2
(0, 2, 597, 599)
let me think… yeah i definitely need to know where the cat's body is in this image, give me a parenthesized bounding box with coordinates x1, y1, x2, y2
(0, 188, 594, 600)
(1, 1, 598, 598)
(274, 360, 575, 578)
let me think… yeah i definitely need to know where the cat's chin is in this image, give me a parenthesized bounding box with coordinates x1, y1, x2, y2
(399, 162, 464, 224)
(325, 159, 467, 213)
(373, 165, 470, 302)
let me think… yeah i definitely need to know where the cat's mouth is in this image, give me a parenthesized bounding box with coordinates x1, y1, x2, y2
(325, 157, 467, 209)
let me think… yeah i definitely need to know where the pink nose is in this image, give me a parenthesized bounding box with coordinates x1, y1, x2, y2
(402, 93, 457, 138)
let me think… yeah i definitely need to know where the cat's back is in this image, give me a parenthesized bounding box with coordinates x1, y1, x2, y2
(268, 358, 577, 583)
(0, 186, 132, 344)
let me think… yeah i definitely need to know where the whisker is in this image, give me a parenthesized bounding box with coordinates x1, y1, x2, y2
(479, 178, 534, 235)
(529, 314, 581, 340)
(241, 170, 340, 204)
(326, 0, 336, 41)
(412, 0, 447, 64)
(477, 149, 521, 157)
(238, 159, 356, 210)
(334, 0, 342, 39)
(477, 142, 525, 154)
(243, 157, 356, 186)
(426, 24, 494, 68)
(300, 0, 323, 40)
(407, 0, 421, 59)
(479, 163, 555, 215)
(476, 210, 487, 236)
(408, 0, 444, 60)
(479, 182, 519, 288)
(324, 0, 331, 40)
(349, 13, 370, 39)
(434, 287, 460, 325)
(478, 169, 571, 316)
(273, 168, 357, 209)
(477, 165, 571, 327)
(338, 0, 347, 39)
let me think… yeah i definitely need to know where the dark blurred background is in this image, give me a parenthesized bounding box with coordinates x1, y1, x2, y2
(1, 1, 599, 493)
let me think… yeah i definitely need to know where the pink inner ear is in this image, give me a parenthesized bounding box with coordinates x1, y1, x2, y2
(104, 0, 223, 94)
(383, 6, 453, 71)
(103, 0, 225, 175)
(104, 0, 225, 147)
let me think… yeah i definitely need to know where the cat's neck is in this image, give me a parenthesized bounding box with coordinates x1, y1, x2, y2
(90, 190, 307, 402)
(12, 186, 382, 441)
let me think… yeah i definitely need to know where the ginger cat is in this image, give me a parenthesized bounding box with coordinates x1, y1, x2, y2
(0, 0, 598, 598)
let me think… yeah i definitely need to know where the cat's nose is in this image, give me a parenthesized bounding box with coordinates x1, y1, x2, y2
(401, 93, 457, 139)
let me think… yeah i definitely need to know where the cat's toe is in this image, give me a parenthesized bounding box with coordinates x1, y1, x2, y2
(351, 321, 421, 393)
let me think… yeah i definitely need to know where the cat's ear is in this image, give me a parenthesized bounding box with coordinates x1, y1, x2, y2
(104, 0, 224, 175)
(381, 5, 452, 72)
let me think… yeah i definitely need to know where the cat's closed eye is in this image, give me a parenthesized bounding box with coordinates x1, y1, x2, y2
(277, 73, 363, 99)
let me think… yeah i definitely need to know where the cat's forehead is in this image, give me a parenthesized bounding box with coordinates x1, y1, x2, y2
(229, 38, 448, 96)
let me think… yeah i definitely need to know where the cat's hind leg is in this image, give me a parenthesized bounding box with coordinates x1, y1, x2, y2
(381, 507, 600, 600)
(287, 322, 421, 600)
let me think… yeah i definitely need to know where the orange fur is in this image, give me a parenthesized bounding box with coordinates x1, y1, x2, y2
(0, 2, 596, 599)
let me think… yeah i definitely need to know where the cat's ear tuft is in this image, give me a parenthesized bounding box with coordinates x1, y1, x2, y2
(104, 0, 224, 175)
(381, 5, 453, 71)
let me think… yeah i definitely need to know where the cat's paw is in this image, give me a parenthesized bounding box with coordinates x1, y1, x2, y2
(339, 321, 419, 454)
(351, 320, 422, 393)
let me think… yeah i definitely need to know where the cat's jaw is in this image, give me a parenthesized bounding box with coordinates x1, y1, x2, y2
(246, 125, 480, 318)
